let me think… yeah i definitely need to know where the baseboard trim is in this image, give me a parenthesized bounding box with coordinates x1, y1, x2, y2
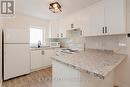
(31, 65, 52, 72)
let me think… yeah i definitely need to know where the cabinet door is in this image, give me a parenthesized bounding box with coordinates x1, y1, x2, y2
(67, 14, 81, 30)
(86, 1, 105, 36)
(105, 0, 126, 34)
(31, 49, 55, 70)
(4, 44, 30, 80)
(73, 12, 81, 29)
(59, 20, 67, 38)
(65, 16, 75, 30)
(80, 22, 88, 37)
(31, 50, 43, 70)
(42, 49, 55, 66)
(80, 9, 88, 37)
(49, 21, 60, 38)
(52, 60, 80, 87)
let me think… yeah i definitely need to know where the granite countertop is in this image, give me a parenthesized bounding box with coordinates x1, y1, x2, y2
(51, 49, 127, 79)
(30, 47, 60, 51)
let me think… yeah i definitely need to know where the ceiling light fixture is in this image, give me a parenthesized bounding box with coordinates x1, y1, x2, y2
(49, 1, 62, 13)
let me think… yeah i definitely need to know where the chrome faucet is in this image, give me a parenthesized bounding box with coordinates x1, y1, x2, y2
(38, 40, 41, 48)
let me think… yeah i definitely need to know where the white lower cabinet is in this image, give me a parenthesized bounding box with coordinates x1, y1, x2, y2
(31, 49, 55, 71)
(52, 60, 114, 87)
(42, 49, 55, 67)
(52, 60, 80, 87)
(31, 50, 43, 70)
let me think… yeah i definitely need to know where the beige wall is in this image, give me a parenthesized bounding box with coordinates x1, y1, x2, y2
(1, 13, 50, 42)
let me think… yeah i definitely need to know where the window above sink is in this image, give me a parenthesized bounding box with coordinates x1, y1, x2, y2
(30, 26, 45, 48)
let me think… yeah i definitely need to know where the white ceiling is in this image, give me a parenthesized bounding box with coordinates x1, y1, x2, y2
(15, 0, 101, 20)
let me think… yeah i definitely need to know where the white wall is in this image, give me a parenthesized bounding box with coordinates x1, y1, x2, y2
(1, 13, 50, 42)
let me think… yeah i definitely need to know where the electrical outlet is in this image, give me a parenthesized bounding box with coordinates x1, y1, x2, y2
(119, 43, 126, 47)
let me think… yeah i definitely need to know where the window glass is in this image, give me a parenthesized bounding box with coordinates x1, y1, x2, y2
(30, 27, 43, 44)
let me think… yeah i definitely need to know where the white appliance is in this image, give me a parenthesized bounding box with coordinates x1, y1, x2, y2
(50, 42, 60, 48)
(0, 29, 2, 80)
(3, 29, 30, 80)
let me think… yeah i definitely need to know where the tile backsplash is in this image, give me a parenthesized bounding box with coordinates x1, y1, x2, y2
(58, 35, 127, 54)
(85, 35, 127, 53)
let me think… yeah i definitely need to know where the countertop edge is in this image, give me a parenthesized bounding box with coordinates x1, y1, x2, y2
(51, 54, 127, 80)
(51, 57, 105, 79)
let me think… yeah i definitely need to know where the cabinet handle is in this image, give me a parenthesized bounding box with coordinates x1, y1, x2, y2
(71, 24, 74, 29)
(102, 27, 105, 33)
(57, 34, 59, 37)
(61, 33, 63, 37)
(80, 31, 82, 35)
(105, 26, 107, 33)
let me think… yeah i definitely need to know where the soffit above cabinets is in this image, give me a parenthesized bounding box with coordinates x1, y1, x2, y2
(15, 0, 101, 20)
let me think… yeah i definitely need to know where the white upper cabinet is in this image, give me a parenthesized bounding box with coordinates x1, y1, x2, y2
(82, 0, 126, 36)
(69, 0, 126, 37)
(71, 13, 81, 30)
(49, 20, 60, 38)
(81, 0, 105, 36)
(49, 20, 68, 38)
(59, 19, 67, 38)
(104, 0, 126, 35)
(62, 13, 81, 31)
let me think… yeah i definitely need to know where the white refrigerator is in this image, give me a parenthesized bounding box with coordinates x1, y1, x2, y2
(0, 29, 2, 80)
(4, 29, 30, 80)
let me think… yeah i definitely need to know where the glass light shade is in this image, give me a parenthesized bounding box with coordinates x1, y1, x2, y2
(49, 2, 62, 13)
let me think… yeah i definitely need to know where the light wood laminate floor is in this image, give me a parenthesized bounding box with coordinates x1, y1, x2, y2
(2, 68, 52, 87)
